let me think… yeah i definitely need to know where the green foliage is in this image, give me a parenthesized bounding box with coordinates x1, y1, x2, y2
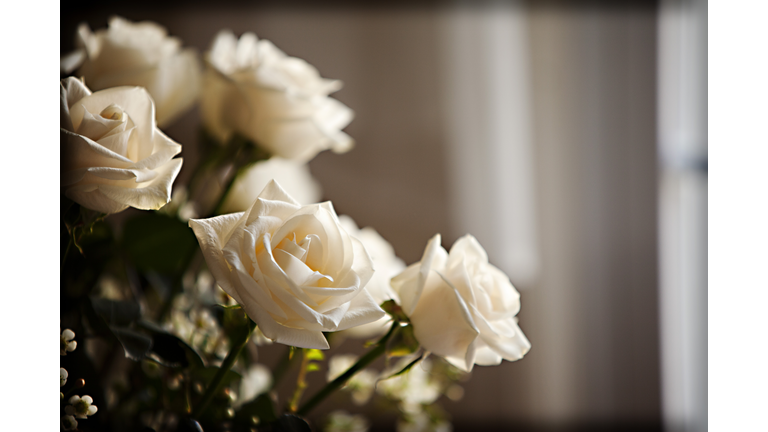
(192, 367, 242, 389)
(257, 414, 312, 432)
(305, 349, 324, 362)
(381, 353, 425, 381)
(110, 327, 153, 361)
(387, 324, 420, 358)
(381, 299, 409, 323)
(122, 212, 198, 274)
(236, 394, 279, 426)
(87, 297, 206, 369)
(90, 298, 141, 327)
(138, 321, 206, 369)
(61, 206, 115, 302)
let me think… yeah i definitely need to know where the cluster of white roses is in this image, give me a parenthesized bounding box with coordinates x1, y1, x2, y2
(60, 15, 530, 428)
(61, 16, 350, 215)
(190, 180, 530, 372)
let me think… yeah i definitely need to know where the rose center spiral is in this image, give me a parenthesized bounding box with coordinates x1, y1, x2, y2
(271, 232, 333, 287)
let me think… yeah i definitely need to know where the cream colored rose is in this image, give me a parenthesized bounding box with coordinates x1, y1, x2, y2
(60, 77, 183, 214)
(201, 30, 354, 162)
(338, 215, 405, 338)
(391, 234, 530, 372)
(220, 157, 322, 213)
(61, 17, 200, 127)
(189, 180, 385, 349)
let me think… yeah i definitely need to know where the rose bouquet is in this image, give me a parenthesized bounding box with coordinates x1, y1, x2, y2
(60, 17, 529, 432)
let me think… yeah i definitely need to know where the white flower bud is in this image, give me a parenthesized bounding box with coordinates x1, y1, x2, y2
(61, 329, 77, 356)
(61, 415, 78, 431)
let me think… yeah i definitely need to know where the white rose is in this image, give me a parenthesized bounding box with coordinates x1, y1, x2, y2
(201, 30, 354, 162)
(60, 77, 183, 214)
(189, 180, 385, 349)
(391, 234, 530, 372)
(338, 215, 405, 338)
(220, 157, 322, 213)
(61, 16, 201, 127)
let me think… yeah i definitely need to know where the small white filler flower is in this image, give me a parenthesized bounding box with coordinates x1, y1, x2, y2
(61, 329, 77, 356)
(60, 368, 68, 387)
(66, 395, 98, 419)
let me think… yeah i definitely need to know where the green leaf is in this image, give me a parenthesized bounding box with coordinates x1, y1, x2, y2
(236, 394, 278, 426)
(216, 304, 242, 310)
(304, 349, 324, 361)
(381, 353, 425, 381)
(85, 298, 155, 363)
(288, 346, 296, 361)
(90, 297, 140, 327)
(380, 299, 409, 322)
(387, 324, 420, 358)
(122, 212, 198, 274)
(138, 321, 205, 369)
(258, 414, 311, 432)
(110, 326, 153, 361)
(306, 363, 320, 373)
(175, 418, 203, 432)
(192, 367, 242, 389)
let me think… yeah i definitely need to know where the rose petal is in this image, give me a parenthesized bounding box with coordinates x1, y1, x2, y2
(447, 234, 489, 270)
(334, 287, 386, 332)
(231, 267, 287, 319)
(255, 116, 332, 162)
(61, 166, 158, 186)
(246, 301, 329, 349)
(392, 234, 447, 316)
(96, 157, 182, 210)
(62, 77, 92, 110)
(61, 128, 134, 173)
(471, 309, 531, 362)
(69, 86, 155, 161)
(472, 340, 504, 366)
(190, 212, 246, 296)
(408, 270, 479, 369)
(64, 184, 129, 214)
(251, 179, 301, 208)
(132, 128, 182, 171)
(76, 105, 126, 141)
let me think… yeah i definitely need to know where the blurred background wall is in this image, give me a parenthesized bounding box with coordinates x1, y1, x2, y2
(61, 1, 707, 430)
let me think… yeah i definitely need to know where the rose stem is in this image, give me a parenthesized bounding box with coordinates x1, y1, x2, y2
(210, 163, 246, 216)
(61, 235, 73, 273)
(208, 136, 251, 217)
(288, 349, 313, 412)
(296, 321, 400, 417)
(270, 345, 296, 390)
(192, 318, 257, 419)
(209, 136, 271, 217)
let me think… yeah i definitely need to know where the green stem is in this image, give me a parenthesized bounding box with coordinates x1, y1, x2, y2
(210, 163, 243, 217)
(270, 345, 296, 390)
(208, 137, 271, 217)
(61, 381, 82, 400)
(61, 235, 73, 273)
(296, 322, 399, 416)
(288, 349, 313, 412)
(192, 319, 257, 419)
